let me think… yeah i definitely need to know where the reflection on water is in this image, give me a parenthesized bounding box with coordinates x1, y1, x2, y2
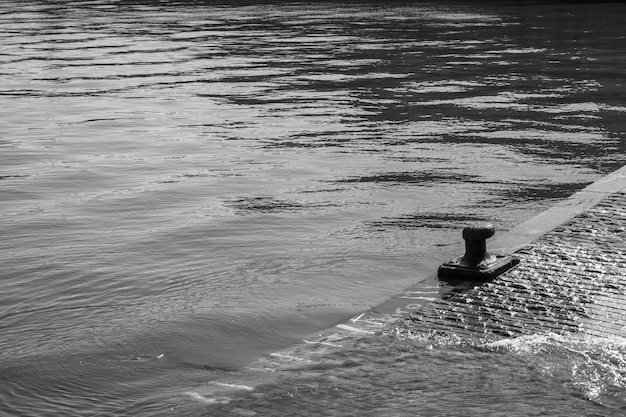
(1, 0, 626, 415)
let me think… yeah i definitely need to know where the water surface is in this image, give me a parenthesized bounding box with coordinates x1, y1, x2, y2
(1, 0, 625, 415)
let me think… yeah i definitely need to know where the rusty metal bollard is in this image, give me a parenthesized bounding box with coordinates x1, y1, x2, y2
(438, 223, 519, 281)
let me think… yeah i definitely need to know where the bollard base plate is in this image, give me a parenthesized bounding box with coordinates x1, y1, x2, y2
(438, 254, 519, 282)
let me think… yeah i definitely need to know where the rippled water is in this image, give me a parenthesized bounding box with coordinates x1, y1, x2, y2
(1, 0, 625, 415)
(199, 333, 626, 416)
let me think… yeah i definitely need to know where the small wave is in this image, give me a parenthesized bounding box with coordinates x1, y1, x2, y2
(485, 333, 626, 406)
(184, 391, 231, 405)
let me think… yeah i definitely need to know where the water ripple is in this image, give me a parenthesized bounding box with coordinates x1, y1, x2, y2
(1, 1, 626, 415)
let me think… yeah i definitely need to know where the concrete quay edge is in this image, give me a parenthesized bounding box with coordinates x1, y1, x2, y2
(324, 163, 626, 338)
(189, 164, 626, 401)
(491, 163, 626, 252)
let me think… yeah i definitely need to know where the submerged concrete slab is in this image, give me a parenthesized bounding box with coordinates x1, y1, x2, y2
(582, 164, 626, 194)
(400, 190, 626, 341)
(186, 165, 626, 403)
(492, 164, 626, 253)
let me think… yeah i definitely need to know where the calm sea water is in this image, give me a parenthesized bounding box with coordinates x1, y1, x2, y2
(1, 0, 625, 415)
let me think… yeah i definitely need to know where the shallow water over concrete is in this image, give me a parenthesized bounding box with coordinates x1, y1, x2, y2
(195, 333, 626, 416)
(183, 188, 626, 415)
(403, 191, 626, 341)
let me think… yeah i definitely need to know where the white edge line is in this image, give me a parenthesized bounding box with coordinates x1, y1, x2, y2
(210, 381, 255, 391)
(270, 352, 308, 361)
(399, 296, 437, 301)
(351, 312, 366, 322)
(336, 324, 376, 334)
(403, 290, 438, 295)
(184, 392, 229, 404)
(302, 340, 344, 348)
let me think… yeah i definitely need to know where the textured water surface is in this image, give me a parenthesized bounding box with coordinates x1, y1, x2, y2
(1, 0, 625, 415)
(197, 333, 626, 416)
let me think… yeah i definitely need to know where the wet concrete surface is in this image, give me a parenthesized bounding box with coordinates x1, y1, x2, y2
(190, 165, 626, 401)
(401, 190, 626, 341)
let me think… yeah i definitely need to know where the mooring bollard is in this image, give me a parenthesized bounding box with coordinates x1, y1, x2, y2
(438, 223, 519, 281)
(461, 224, 495, 267)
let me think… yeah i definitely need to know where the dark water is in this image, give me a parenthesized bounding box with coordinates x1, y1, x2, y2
(1, 0, 625, 415)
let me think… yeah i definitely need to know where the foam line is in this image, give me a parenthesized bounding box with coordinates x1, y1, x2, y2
(303, 340, 344, 347)
(336, 324, 376, 334)
(210, 381, 254, 391)
(270, 352, 308, 361)
(351, 312, 366, 322)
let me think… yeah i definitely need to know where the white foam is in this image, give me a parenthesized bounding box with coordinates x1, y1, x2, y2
(211, 381, 255, 392)
(336, 324, 375, 334)
(184, 391, 231, 404)
(303, 340, 343, 348)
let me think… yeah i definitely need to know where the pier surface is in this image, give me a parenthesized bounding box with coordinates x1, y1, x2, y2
(401, 190, 626, 341)
(286, 163, 626, 347)
(190, 164, 626, 401)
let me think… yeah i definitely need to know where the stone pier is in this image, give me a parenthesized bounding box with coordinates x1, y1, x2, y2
(401, 190, 626, 341)
(188, 164, 626, 402)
